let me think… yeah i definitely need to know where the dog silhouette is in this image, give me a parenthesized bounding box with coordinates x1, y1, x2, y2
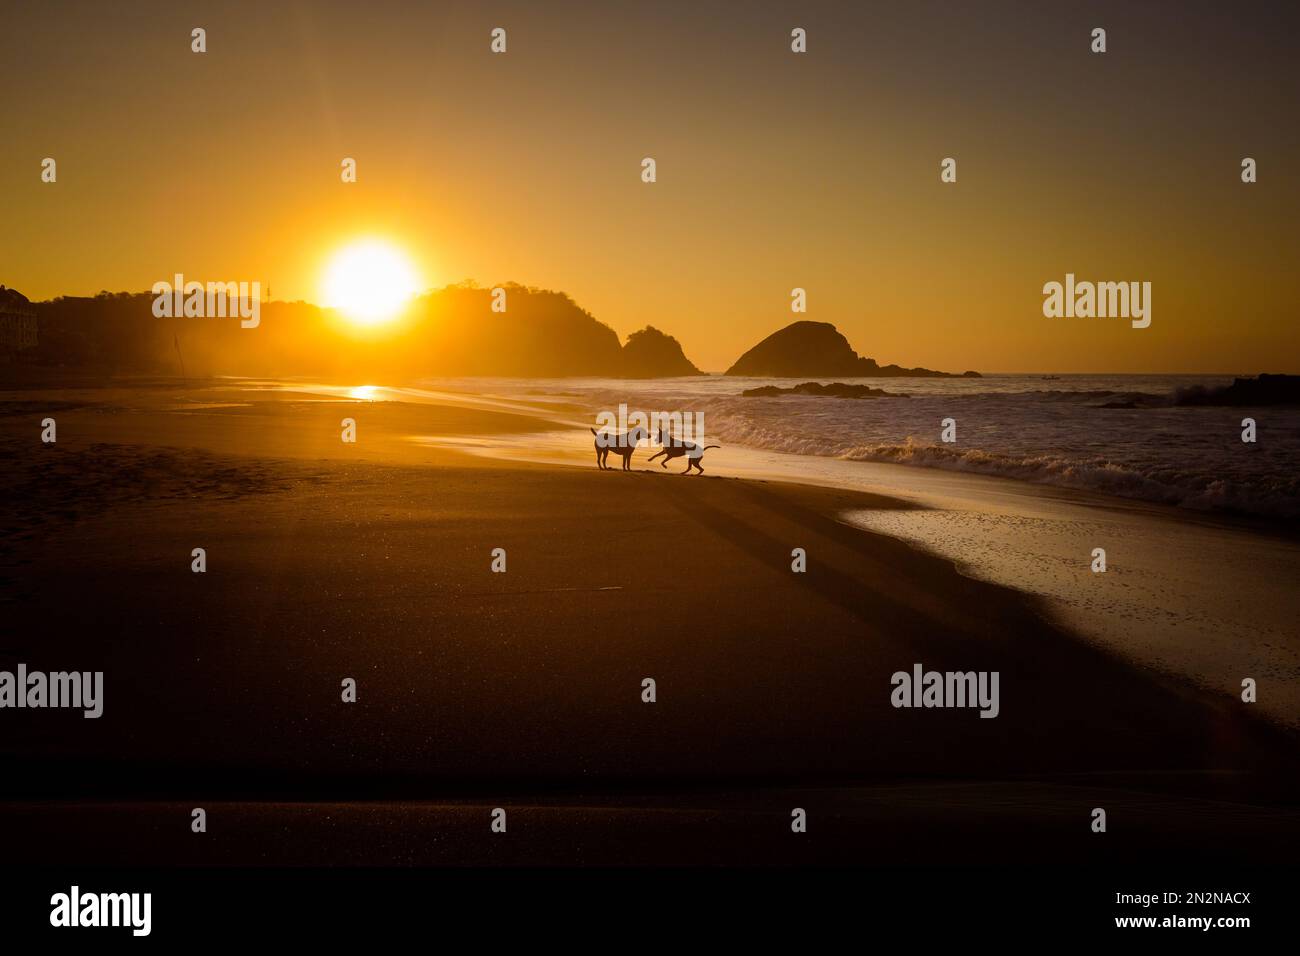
(590, 425, 647, 471)
(647, 426, 721, 474)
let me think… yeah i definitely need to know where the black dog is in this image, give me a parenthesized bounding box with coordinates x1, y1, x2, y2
(646, 427, 721, 474)
(590, 425, 647, 471)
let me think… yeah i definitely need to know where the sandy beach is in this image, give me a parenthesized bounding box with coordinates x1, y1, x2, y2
(7, 3, 1300, 936)
(1, 378, 1296, 865)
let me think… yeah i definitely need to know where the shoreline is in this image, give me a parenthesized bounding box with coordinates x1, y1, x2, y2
(5, 377, 1298, 730)
(387, 386, 1300, 733)
(1, 378, 1297, 864)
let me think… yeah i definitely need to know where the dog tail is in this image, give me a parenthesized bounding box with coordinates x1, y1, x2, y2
(702, 445, 721, 451)
(590, 427, 599, 437)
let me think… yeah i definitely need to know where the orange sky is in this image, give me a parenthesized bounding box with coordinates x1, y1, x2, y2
(3, 0, 1297, 373)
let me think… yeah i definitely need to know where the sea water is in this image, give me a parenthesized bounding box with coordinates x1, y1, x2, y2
(451, 373, 1299, 521)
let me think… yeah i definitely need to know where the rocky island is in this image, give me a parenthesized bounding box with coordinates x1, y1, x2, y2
(726, 320, 980, 378)
(741, 382, 909, 398)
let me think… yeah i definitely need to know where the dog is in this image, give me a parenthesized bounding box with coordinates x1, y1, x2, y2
(646, 426, 721, 474)
(590, 425, 647, 471)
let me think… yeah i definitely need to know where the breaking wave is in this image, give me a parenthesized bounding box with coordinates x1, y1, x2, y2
(529, 376, 1300, 522)
(703, 421, 1299, 519)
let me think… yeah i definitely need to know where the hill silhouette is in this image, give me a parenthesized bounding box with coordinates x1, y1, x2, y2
(621, 326, 702, 377)
(5, 287, 969, 381)
(726, 320, 979, 378)
(1, 283, 702, 379)
(0, 285, 33, 312)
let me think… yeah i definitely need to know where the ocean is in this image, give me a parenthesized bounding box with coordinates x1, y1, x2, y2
(462, 374, 1299, 521)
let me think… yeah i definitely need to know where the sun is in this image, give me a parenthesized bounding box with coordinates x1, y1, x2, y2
(321, 239, 421, 325)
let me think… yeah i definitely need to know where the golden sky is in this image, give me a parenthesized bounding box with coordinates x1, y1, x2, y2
(2, 0, 1297, 373)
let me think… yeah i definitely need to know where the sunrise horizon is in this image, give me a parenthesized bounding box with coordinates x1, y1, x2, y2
(6, 1, 1298, 376)
(8, 274, 1296, 377)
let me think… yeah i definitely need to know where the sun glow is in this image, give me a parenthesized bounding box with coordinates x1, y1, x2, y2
(322, 240, 421, 325)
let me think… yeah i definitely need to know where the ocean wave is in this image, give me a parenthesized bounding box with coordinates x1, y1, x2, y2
(1019, 389, 1169, 406)
(704, 423, 1299, 519)
(874, 387, 1177, 407)
(547, 381, 1299, 520)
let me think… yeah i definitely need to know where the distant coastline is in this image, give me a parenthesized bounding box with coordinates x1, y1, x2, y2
(0, 283, 975, 382)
